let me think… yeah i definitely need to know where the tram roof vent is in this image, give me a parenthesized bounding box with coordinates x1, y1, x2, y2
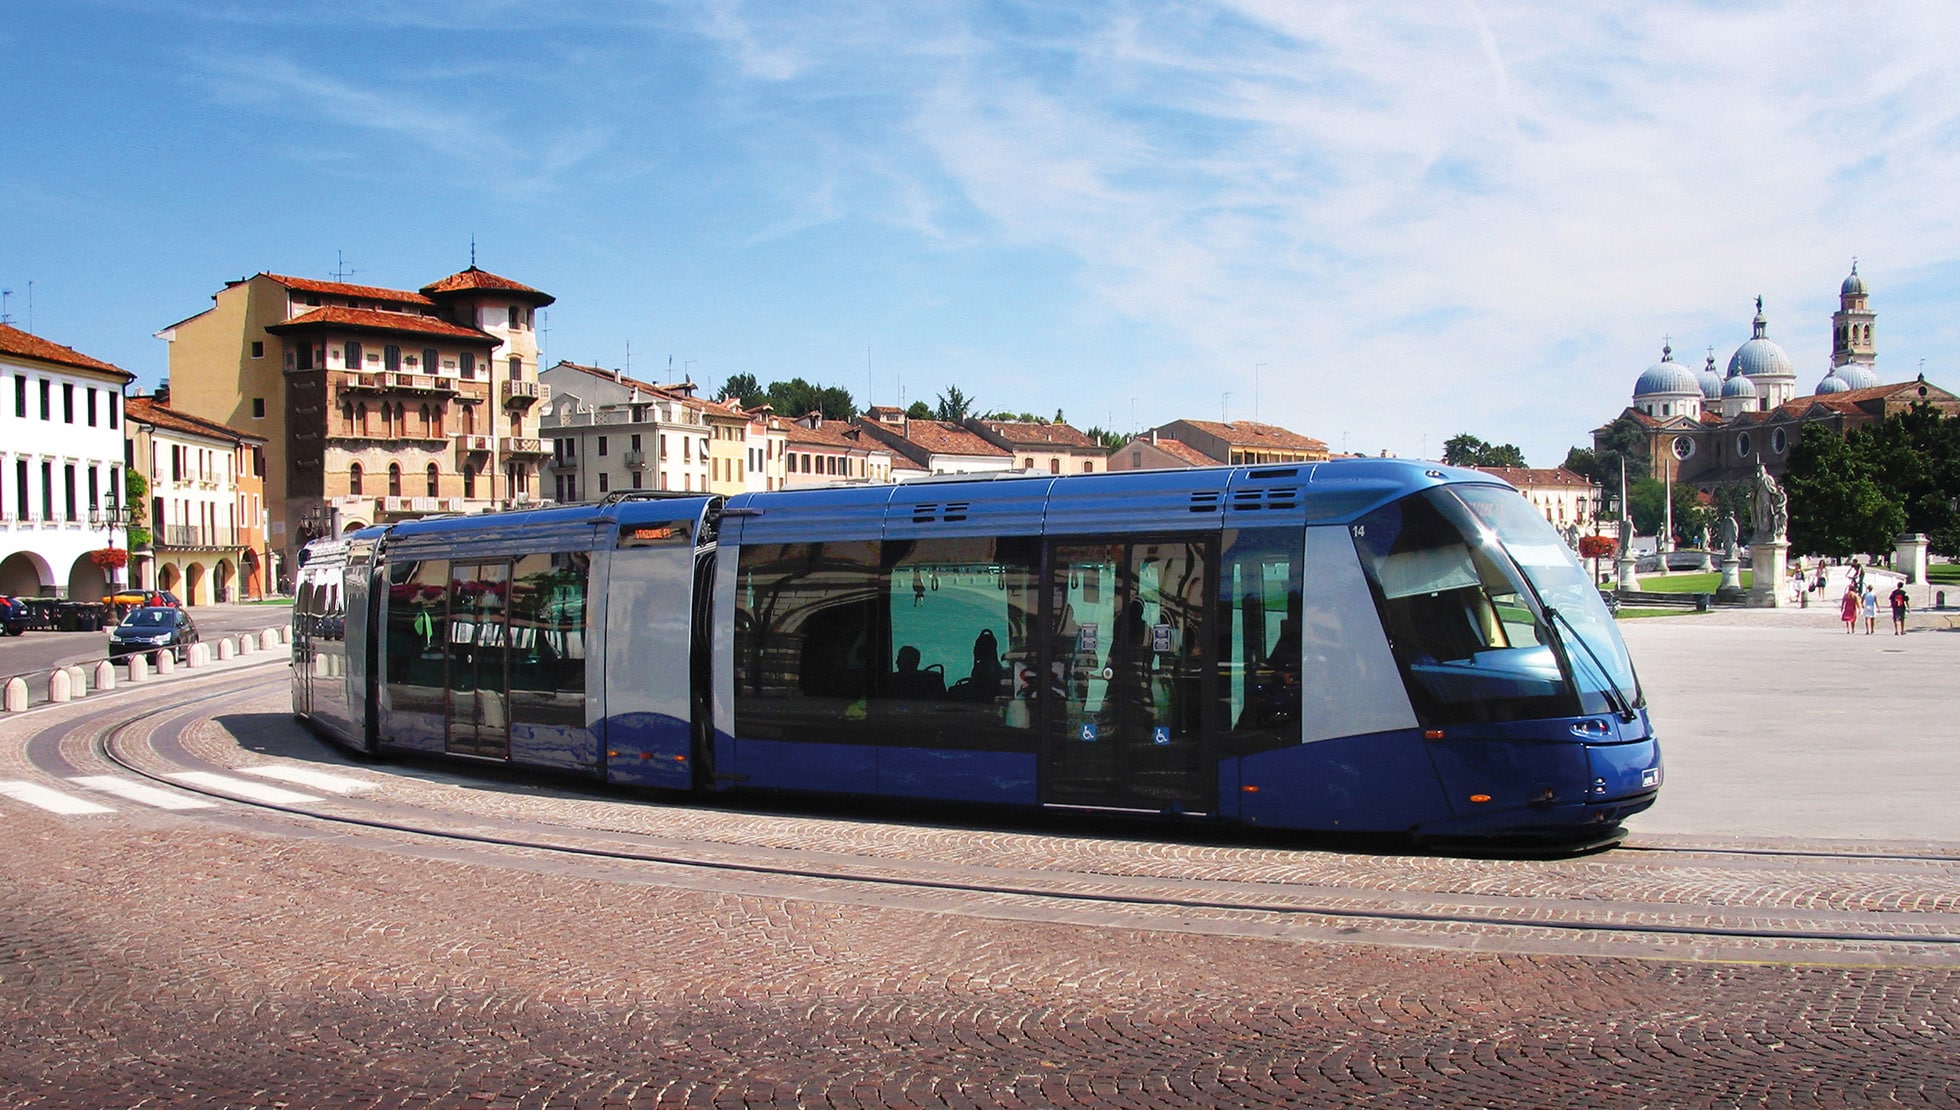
(1188, 490, 1224, 513)
(1228, 486, 1300, 513)
(911, 500, 970, 523)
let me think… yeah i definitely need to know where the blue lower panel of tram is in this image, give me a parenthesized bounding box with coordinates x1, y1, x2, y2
(602, 712, 696, 788)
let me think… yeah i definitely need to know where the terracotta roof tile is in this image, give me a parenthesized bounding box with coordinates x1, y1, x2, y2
(0, 323, 135, 381)
(973, 419, 1101, 449)
(260, 273, 436, 307)
(1468, 466, 1593, 488)
(888, 419, 1011, 457)
(1176, 418, 1329, 452)
(420, 266, 555, 305)
(124, 396, 262, 445)
(266, 305, 495, 343)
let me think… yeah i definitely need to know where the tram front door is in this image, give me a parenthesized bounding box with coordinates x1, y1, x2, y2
(1040, 538, 1213, 813)
(446, 561, 510, 759)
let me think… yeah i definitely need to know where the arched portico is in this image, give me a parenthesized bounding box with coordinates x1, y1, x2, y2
(0, 551, 52, 597)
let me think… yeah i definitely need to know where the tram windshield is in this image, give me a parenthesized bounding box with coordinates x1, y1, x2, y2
(1352, 485, 1642, 726)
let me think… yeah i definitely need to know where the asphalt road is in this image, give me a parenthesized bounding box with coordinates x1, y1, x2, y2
(0, 601, 291, 680)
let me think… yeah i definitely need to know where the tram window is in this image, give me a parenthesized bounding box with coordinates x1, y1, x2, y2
(385, 560, 449, 688)
(1351, 491, 1573, 725)
(733, 538, 1041, 748)
(1217, 528, 1303, 753)
(883, 537, 1039, 744)
(733, 541, 882, 741)
(507, 551, 588, 695)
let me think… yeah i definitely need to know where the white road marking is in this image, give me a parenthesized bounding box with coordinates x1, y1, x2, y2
(0, 780, 115, 815)
(69, 776, 217, 811)
(165, 772, 318, 805)
(236, 765, 371, 794)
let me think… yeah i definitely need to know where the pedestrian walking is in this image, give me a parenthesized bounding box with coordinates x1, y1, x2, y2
(1862, 583, 1879, 634)
(1890, 582, 1910, 635)
(1841, 584, 1860, 634)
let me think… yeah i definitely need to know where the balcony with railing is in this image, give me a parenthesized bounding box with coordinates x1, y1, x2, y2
(160, 524, 242, 549)
(455, 433, 495, 454)
(503, 380, 549, 407)
(501, 437, 549, 459)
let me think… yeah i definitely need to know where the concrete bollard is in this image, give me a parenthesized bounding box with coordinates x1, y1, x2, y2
(237, 634, 256, 656)
(126, 654, 148, 683)
(185, 642, 208, 668)
(154, 649, 175, 675)
(93, 660, 117, 692)
(260, 628, 280, 651)
(64, 665, 86, 696)
(47, 669, 71, 704)
(216, 638, 235, 661)
(278, 625, 292, 644)
(3, 677, 25, 713)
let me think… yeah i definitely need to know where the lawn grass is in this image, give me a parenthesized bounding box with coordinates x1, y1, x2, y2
(1615, 608, 1702, 620)
(1630, 570, 1751, 593)
(1928, 563, 1960, 585)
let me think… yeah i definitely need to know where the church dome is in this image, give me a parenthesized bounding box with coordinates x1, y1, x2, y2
(1815, 371, 1851, 394)
(1727, 297, 1794, 380)
(1695, 351, 1724, 399)
(1634, 344, 1700, 398)
(1835, 362, 1880, 390)
(1721, 372, 1758, 400)
(1841, 262, 1867, 298)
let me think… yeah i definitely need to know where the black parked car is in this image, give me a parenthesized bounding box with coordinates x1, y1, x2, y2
(0, 596, 28, 636)
(108, 606, 200, 662)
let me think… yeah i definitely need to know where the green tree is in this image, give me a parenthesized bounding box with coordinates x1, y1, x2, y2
(904, 400, 933, 420)
(1080, 426, 1127, 450)
(1784, 428, 1906, 557)
(124, 470, 151, 548)
(720, 373, 763, 407)
(1441, 433, 1526, 468)
(1627, 478, 1708, 546)
(764, 378, 856, 421)
(1561, 446, 1600, 485)
(934, 385, 976, 423)
(1591, 415, 1651, 484)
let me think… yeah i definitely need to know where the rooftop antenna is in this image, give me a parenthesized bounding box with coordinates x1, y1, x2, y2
(24, 281, 31, 333)
(331, 250, 359, 282)
(625, 340, 631, 374)
(537, 308, 549, 363)
(1221, 392, 1231, 423)
(470, 234, 478, 269)
(0, 288, 11, 326)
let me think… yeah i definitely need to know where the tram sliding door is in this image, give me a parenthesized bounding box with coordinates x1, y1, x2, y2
(1041, 537, 1214, 813)
(446, 561, 510, 759)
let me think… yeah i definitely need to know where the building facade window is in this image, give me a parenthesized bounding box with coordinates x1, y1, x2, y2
(385, 345, 402, 372)
(460, 352, 476, 379)
(349, 462, 363, 495)
(345, 341, 363, 369)
(426, 463, 440, 497)
(388, 463, 402, 497)
(253, 398, 266, 418)
(423, 348, 438, 374)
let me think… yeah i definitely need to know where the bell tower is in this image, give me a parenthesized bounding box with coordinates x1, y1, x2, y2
(1831, 259, 1876, 374)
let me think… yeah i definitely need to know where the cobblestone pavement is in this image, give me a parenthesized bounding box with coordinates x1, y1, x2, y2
(1, 647, 1957, 1106)
(3, 806, 1955, 1108)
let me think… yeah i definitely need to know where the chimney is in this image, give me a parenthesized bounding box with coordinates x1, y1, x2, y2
(154, 380, 170, 405)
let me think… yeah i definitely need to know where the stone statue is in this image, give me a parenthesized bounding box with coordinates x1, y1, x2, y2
(1751, 461, 1788, 542)
(1717, 513, 1739, 561)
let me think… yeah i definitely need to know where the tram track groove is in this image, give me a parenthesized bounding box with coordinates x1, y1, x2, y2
(70, 676, 1960, 963)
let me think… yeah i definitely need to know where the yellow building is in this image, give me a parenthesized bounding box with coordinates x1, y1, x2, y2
(158, 267, 554, 577)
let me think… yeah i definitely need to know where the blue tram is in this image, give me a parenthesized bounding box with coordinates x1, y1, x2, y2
(292, 460, 1660, 841)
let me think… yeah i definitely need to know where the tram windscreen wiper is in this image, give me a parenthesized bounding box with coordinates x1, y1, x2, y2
(1543, 606, 1637, 723)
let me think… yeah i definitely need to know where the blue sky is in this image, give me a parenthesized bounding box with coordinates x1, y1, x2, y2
(4, 1, 1958, 467)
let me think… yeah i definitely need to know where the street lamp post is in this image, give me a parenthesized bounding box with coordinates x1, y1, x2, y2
(90, 505, 131, 590)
